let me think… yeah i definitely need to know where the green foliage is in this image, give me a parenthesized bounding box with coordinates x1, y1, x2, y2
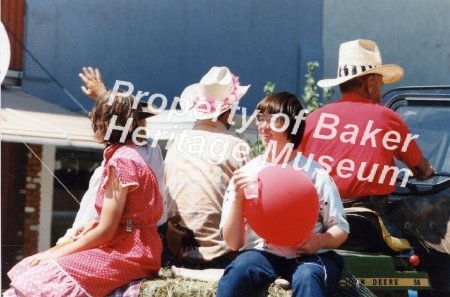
(302, 61, 321, 111)
(235, 131, 263, 157)
(301, 61, 333, 112)
(263, 81, 276, 96)
(251, 134, 264, 156)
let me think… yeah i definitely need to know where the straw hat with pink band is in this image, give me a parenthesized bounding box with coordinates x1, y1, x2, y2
(181, 66, 250, 119)
(317, 39, 404, 88)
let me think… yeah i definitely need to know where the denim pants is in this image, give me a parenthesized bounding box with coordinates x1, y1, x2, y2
(216, 249, 344, 297)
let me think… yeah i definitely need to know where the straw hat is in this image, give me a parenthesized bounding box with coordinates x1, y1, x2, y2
(180, 66, 250, 119)
(317, 39, 404, 88)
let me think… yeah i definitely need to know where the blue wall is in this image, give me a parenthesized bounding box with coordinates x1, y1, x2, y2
(322, 0, 450, 98)
(23, 0, 323, 114)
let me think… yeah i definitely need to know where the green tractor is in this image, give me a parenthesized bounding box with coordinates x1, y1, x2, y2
(334, 86, 450, 297)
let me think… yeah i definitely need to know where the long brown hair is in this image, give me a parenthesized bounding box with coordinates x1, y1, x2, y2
(89, 90, 146, 144)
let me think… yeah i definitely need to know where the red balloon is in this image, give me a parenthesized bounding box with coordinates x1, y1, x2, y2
(244, 165, 320, 246)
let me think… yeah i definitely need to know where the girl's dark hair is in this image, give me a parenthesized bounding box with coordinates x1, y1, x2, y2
(89, 90, 146, 144)
(256, 91, 306, 149)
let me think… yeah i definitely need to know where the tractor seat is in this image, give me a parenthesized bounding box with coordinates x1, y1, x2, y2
(340, 207, 411, 254)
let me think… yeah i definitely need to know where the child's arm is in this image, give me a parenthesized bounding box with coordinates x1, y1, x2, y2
(222, 169, 248, 251)
(29, 167, 127, 266)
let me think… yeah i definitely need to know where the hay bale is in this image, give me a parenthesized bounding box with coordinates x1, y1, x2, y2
(139, 268, 291, 297)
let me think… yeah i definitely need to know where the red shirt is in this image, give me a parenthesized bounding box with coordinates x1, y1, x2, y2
(299, 94, 423, 199)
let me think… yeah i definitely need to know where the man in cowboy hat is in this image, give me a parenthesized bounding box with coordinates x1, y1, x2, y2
(164, 66, 252, 268)
(300, 39, 434, 207)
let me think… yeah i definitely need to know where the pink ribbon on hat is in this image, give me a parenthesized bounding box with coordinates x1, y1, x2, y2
(193, 74, 241, 112)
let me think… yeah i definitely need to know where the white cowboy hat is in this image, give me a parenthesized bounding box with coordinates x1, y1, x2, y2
(317, 39, 404, 88)
(180, 66, 250, 119)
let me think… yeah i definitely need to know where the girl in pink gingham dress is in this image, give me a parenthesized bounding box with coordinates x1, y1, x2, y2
(5, 91, 163, 296)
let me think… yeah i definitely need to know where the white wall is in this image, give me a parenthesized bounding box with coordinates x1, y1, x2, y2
(38, 144, 55, 251)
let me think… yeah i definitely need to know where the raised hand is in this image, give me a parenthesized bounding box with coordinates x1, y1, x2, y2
(79, 67, 107, 99)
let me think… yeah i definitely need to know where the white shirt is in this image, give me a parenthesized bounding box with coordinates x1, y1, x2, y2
(57, 139, 167, 243)
(220, 153, 349, 259)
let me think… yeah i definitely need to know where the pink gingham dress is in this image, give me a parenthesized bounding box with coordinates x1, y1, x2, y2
(6, 144, 163, 297)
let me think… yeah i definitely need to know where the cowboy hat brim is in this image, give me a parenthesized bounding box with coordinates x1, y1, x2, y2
(180, 83, 250, 119)
(137, 111, 156, 120)
(317, 64, 404, 88)
(136, 102, 158, 120)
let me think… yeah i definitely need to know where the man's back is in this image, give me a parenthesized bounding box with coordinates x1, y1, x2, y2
(164, 120, 251, 262)
(300, 93, 423, 199)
